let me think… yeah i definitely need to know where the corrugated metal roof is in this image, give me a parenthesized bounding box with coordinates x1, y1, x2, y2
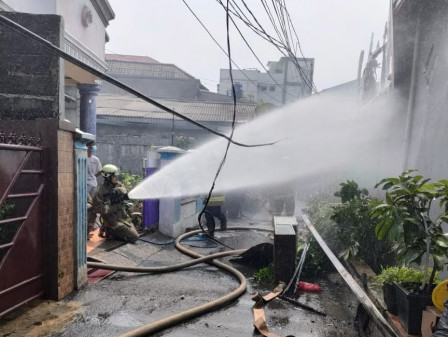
(97, 94, 256, 122)
(106, 60, 196, 80)
(105, 54, 159, 64)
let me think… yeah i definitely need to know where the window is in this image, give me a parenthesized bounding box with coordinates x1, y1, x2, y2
(269, 86, 275, 91)
(260, 86, 267, 91)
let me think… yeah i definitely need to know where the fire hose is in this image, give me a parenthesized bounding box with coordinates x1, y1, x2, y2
(87, 227, 276, 337)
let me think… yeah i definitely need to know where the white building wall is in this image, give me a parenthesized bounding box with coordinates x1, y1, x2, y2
(0, 0, 109, 69)
(0, 0, 56, 13)
(57, 0, 106, 60)
(218, 57, 314, 106)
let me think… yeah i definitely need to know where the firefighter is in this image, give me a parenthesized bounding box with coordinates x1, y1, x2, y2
(92, 164, 139, 243)
(204, 194, 227, 237)
(270, 184, 296, 216)
(87, 193, 97, 240)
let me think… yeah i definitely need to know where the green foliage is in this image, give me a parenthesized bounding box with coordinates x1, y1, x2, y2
(334, 180, 369, 203)
(0, 202, 14, 220)
(371, 170, 448, 284)
(375, 266, 440, 293)
(374, 266, 402, 286)
(253, 265, 275, 284)
(304, 183, 394, 273)
(173, 134, 194, 150)
(118, 171, 143, 211)
(331, 182, 391, 265)
(297, 237, 331, 277)
(118, 171, 143, 191)
(301, 192, 340, 275)
(375, 266, 439, 286)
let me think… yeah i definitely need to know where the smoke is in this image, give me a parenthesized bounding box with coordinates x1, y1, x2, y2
(129, 91, 405, 199)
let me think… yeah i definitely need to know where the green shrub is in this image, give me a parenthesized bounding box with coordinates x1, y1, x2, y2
(375, 266, 440, 288)
(297, 237, 331, 277)
(303, 182, 395, 273)
(118, 171, 143, 211)
(254, 265, 275, 284)
(118, 171, 143, 190)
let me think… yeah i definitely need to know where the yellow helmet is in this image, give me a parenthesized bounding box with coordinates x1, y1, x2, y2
(101, 164, 119, 178)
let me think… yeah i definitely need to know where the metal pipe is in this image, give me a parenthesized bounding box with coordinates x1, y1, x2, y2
(402, 9, 422, 170)
(0, 144, 42, 151)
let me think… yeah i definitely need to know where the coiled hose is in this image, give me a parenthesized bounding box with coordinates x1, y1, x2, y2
(87, 227, 272, 337)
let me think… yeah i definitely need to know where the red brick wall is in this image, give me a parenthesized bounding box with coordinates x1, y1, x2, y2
(57, 130, 75, 299)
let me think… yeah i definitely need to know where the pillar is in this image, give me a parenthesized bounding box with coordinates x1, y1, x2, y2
(273, 216, 297, 283)
(78, 83, 101, 135)
(143, 149, 160, 228)
(157, 146, 185, 237)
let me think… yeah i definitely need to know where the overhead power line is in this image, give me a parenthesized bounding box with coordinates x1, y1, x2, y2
(214, 0, 300, 100)
(182, 0, 285, 104)
(0, 14, 277, 148)
(223, 0, 318, 93)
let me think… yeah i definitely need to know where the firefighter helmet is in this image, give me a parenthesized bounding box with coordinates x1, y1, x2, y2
(101, 164, 119, 178)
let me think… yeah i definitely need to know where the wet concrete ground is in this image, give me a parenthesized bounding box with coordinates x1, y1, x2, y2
(0, 203, 360, 337)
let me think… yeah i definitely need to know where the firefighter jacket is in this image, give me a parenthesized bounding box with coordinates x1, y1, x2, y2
(92, 180, 130, 228)
(207, 195, 226, 207)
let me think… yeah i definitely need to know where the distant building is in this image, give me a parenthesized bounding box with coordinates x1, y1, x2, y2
(218, 57, 314, 106)
(97, 54, 256, 174)
(96, 94, 256, 174)
(103, 54, 212, 100)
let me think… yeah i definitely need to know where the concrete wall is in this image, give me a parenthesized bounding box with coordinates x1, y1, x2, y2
(0, 13, 77, 301)
(2, 0, 109, 62)
(402, 1, 448, 181)
(96, 121, 210, 174)
(159, 197, 198, 238)
(0, 12, 62, 119)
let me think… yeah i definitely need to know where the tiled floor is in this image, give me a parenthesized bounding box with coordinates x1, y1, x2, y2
(87, 228, 105, 253)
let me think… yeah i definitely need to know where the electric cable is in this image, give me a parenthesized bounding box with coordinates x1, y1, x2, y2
(197, 0, 239, 250)
(0, 14, 278, 149)
(233, 0, 318, 93)
(182, 0, 285, 105)
(215, 0, 301, 100)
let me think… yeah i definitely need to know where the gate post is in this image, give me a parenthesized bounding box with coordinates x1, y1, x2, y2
(73, 137, 91, 288)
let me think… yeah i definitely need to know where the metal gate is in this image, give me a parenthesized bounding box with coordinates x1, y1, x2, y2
(0, 133, 46, 318)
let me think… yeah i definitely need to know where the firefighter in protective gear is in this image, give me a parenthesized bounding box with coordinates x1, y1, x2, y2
(92, 164, 139, 243)
(270, 183, 295, 216)
(87, 193, 97, 240)
(204, 194, 227, 237)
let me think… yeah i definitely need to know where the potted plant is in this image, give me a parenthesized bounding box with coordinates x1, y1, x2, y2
(371, 170, 448, 334)
(374, 266, 402, 315)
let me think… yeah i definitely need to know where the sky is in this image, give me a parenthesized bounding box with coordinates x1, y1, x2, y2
(105, 0, 390, 92)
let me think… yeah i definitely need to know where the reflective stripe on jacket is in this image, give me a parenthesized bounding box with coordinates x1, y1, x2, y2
(208, 195, 225, 206)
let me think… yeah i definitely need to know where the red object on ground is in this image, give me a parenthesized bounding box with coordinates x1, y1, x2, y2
(297, 281, 323, 292)
(88, 268, 115, 283)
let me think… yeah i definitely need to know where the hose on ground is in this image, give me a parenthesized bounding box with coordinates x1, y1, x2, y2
(87, 227, 272, 337)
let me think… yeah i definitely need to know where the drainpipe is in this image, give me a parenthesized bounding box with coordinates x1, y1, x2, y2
(402, 11, 421, 170)
(78, 83, 101, 135)
(282, 58, 288, 105)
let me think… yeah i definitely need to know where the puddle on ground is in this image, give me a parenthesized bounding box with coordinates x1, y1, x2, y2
(0, 300, 81, 337)
(105, 311, 143, 327)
